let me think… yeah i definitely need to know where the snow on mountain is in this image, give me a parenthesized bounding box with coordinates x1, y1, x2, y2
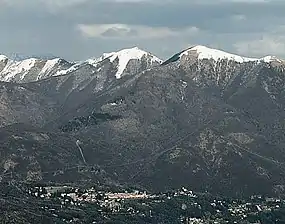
(54, 46, 163, 79)
(55, 63, 81, 76)
(87, 47, 162, 79)
(0, 56, 72, 83)
(179, 45, 278, 63)
(1, 58, 37, 82)
(2, 45, 280, 84)
(37, 58, 61, 80)
(261, 55, 282, 63)
(0, 47, 162, 83)
(0, 55, 8, 62)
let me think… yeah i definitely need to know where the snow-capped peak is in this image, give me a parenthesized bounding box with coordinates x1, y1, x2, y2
(103, 46, 161, 62)
(180, 45, 278, 63)
(87, 47, 162, 79)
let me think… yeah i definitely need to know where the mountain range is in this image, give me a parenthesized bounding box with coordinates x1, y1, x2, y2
(1, 45, 285, 198)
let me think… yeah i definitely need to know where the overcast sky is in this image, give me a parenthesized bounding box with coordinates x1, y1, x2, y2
(0, 0, 285, 61)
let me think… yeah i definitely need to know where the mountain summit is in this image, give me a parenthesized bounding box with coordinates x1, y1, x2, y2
(86, 46, 162, 78)
(162, 45, 281, 66)
(180, 45, 278, 62)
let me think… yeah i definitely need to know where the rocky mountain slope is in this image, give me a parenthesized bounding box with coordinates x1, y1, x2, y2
(1, 45, 285, 198)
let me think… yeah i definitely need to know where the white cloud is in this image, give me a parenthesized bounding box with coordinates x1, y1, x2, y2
(76, 23, 200, 39)
(234, 35, 285, 57)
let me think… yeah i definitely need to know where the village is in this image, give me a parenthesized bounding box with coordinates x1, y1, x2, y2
(26, 184, 285, 223)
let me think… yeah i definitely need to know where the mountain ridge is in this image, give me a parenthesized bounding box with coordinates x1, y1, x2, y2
(0, 45, 284, 84)
(0, 46, 162, 83)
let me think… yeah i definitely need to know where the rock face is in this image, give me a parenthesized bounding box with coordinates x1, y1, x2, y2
(1, 45, 285, 197)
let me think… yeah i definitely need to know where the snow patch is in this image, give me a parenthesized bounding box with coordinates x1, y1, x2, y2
(55, 63, 80, 76)
(38, 58, 60, 79)
(180, 80, 187, 88)
(86, 57, 103, 66)
(261, 55, 280, 63)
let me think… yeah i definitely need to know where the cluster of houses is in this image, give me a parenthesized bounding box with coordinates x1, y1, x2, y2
(27, 185, 285, 223)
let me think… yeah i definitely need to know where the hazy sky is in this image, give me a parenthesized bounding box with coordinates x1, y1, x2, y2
(1, 0, 285, 61)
